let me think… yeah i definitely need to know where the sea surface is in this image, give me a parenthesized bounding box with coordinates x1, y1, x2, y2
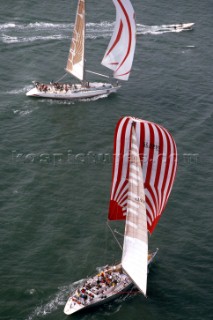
(0, 1, 212, 319)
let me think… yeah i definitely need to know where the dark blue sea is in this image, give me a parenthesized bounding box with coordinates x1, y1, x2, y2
(0, 1, 212, 319)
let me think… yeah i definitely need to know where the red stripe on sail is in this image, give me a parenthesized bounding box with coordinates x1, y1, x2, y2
(154, 125, 164, 210)
(145, 195, 155, 224)
(111, 118, 128, 200)
(115, 70, 131, 77)
(110, 118, 124, 200)
(159, 128, 171, 215)
(139, 122, 145, 167)
(106, 20, 123, 57)
(109, 118, 129, 220)
(115, 0, 132, 73)
(160, 133, 177, 214)
(144, 124, 159, 223)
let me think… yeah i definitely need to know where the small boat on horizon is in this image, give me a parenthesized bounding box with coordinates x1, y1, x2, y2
(26, 0, 136, 100)
(165, 22, 194, 31)
(64, 117, 178, 315)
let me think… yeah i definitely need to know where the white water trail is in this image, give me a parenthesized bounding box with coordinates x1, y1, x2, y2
(1, 21, 194, 44)
(25, 279, 85, 320)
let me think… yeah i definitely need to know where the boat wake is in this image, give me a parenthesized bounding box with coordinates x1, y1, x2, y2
(1, 21, 193, 44)
(25, 280, 85, 320)
(6, 85, 32, 95)
(25, 290, 64, 320)
(13, 108, 34, 117)
(2, 34, 66, 44)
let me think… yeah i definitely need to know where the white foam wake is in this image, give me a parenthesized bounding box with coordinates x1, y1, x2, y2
(25, 279, 85, 320)
(1, 21, 193, 44)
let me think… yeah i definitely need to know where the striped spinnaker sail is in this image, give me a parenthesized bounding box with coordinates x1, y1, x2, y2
(66, 0, 85, 81)
(109, 117, 178, 234)
(101, 0, 136, 81)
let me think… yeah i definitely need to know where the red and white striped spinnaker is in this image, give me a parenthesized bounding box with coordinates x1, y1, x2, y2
(101, 0, 136, 81)
(109, 117, 177, 234)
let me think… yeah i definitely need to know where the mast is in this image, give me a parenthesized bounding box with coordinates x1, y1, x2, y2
(66, 0, 85, 81)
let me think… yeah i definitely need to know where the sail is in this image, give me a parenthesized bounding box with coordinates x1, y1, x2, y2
(101, 0, 136, 81)
(108, 117, 177, 234)
(66, 0, 85, 81)
(122, 127, 148, 295)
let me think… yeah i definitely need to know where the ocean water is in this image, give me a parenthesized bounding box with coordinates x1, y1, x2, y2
(0, 1, 212, 319)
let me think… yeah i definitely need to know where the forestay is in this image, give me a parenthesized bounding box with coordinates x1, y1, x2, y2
(122, 127, 148, 295)
(101, 0, 136, 81)
(66, 0, 85, 81)
(108, 117, 177, 234)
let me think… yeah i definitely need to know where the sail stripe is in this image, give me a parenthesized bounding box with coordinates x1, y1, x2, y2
(145, 190, 156, 222)
(129, 171, 140, 180)
(111, 118, 129, 199)
(129, 179, 139, 187)
(127, 200, 139, 209)
(160, 130, 177, 213)
(130, 163, 140, 172)
(116, 183, 128, 202)
(113, 129, 131, 201)
(128, 191, 140, 199)
(126, 220, 137, 229)
(114, 0, 133, 76)
(108, 117, 177, 234)
(154, 125, 164, 213)
(143, 123, 159, 221)
(160, 128, 172, 216)
(105, 20, 123, 57)
(128, 207, 138, 216)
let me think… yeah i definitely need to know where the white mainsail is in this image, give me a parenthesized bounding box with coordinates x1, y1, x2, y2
(121, 127, 148, 295)
(101, 0, 136, 81)
(66, 0, 85, 81)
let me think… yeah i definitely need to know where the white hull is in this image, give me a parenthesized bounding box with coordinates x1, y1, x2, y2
(169, 22, 194, 30)
(64, 249, 158, 315)
(26, 82, 120, 100)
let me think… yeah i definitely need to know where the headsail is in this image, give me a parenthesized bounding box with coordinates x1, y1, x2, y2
(108, 117, 177, 234)
(101, 0, 136, 81)
(66, 0, 85, 81)
(122, 126, 148, 295)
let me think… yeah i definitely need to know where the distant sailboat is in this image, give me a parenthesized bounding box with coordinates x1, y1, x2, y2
(64, 117, 177, 315)
(26, 0, 136, 100)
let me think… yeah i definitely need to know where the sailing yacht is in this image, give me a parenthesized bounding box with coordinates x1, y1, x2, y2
(64, 117, 177, 315)
(26, 0, 136, 100)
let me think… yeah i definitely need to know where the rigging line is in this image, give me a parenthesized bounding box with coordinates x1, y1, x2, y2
(86, 69, 110, 78)
(56, 73, 68, 82)
(106, 221, 122, 251)
(114, 229, 124, 237)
